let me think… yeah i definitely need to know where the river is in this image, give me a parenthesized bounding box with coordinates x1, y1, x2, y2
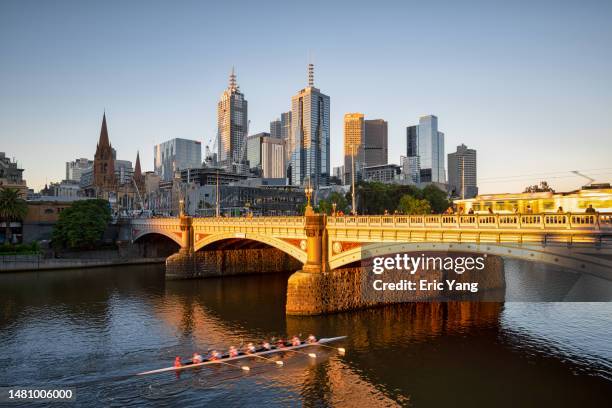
(0, 260, 611, 407)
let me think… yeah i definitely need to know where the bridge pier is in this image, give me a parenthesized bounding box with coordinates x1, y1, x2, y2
(286, 253, 506, 315)
(166, 215, 198, 279)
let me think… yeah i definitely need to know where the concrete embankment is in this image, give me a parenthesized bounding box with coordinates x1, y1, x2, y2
(0, 252, 165, 272)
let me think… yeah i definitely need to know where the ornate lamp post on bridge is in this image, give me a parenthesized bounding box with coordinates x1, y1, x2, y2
(304, 178, 314, 216)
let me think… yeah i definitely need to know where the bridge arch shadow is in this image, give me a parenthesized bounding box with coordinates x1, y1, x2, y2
(195, 233, 307, 264)
(133, 232, 181, 258)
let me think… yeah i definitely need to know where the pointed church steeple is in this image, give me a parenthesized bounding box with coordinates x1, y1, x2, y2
(98, 112, 111, 149)
(93, 112, 116, 194)
(133, 150, 144, 192)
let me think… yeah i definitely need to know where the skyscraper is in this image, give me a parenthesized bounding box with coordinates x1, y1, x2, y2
(364, 119, 388, 167)
(448, 144, 478, 198)
(154, 138, 202, 181)
(280, 111, 291, 140)
(406, 115, 445, 184)
(343, 113, 365, 184)
(217, 67, 248, 173)
(270, 119, 282, 139)
(288, 64, 330, 188)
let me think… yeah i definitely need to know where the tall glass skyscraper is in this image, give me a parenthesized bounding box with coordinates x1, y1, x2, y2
(217, 68, 248, 174)
(289, 64, 330, 188)
(406, 115, 445, 184)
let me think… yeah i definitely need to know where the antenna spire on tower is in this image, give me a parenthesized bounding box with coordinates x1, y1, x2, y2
(229, 66, 237, 91)
(308, 63, 314, 87)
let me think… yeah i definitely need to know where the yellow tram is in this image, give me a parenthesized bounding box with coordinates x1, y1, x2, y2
(454, 184, 612, 214)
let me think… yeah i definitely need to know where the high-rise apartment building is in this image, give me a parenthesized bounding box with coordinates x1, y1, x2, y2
(217, 68, 248, 173)
(343, 113, 365, 185)
(343, 115, 388, 184)
(154, 138, 202, 181)
(288, 64, 330, 188)
(406, 115, 445, 184)
(448, 144, 478, 198)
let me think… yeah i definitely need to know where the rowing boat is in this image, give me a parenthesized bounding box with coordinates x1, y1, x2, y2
(136, 336, 347, 376)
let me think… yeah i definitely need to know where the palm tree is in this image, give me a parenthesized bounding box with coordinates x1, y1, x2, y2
(0, 187, 28, 244)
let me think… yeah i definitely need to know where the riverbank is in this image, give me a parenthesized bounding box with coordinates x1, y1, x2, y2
(0, 253, 165, 272)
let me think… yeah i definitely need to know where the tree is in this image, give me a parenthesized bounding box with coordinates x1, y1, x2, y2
(397, 195, 432, 215)
(52, 199, 112, 249)
(420, 184, 451, 213)
(317, 192, 349, 215)
(0, 187, 28, 244)
(524, 181, 555, 193)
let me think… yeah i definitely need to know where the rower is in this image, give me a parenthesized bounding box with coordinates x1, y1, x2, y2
(228, 346, 239, 358)
(192, 352, 203, 364)
(174, 356, 182, 368)
(208, 350, 220, 361)
(262, 341, 272, 350)
(307, 334, 317, 344)
(275, 338, 286, 349)
(291, 335, 301, 346)
(245, 342, 257, 354)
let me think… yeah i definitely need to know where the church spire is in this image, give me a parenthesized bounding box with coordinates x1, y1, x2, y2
(134, 150, 142, 178)
(98, 112, 110, 148)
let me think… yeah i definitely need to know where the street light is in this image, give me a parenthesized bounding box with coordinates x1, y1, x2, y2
(351, 143, 357, 215)
(304, 178, 314, 215)
(332, 202, 337, 216)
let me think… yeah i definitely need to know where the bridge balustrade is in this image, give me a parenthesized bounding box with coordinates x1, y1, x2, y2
(327, 213, 611, 231)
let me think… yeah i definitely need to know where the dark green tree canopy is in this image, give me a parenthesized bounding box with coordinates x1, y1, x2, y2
(354, 182, 450, 215)
(317, 192, 349, 215)
(52, 199, 111, 249)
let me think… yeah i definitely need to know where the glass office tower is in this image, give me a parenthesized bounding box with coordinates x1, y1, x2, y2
(289, 64, 330, 188)
(217, 67, 248, 174)
(406, 115, 445, 184)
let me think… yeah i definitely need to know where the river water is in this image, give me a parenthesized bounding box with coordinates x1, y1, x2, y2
(0, 261, 611, 407)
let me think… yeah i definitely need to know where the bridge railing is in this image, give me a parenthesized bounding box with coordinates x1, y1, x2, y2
(130, 218, 181, 226)
(327, 213, 612, 231)
(192, 216, 305, 227)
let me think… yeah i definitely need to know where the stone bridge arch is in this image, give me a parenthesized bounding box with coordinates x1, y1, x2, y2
(329, 241, 612, 280)
(194, 232, 307, 264)
(132, 229, 184, 247)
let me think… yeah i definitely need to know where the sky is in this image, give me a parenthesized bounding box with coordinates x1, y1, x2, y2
(1, 0, 611, 193)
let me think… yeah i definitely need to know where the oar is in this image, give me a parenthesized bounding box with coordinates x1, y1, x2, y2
(278, 348, 317, 359)
(246, 353, 284, 366)
(212, 360, 251, 371)
(311, 343, 346, 355)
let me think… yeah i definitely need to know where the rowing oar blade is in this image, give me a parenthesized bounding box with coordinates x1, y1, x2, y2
(314, 343, 346, 355)
(248, 353, 284, 366)
(215, 361, 250, 371)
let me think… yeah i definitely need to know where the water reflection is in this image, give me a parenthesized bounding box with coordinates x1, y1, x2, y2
(0, 262, 611, 407)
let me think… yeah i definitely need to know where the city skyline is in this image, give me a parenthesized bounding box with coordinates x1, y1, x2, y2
(2, 0, 611, 192)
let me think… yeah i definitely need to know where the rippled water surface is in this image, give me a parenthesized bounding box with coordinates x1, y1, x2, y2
(1, 261, 611, 407)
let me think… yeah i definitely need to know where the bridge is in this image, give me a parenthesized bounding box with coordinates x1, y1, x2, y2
(130, 211, 612, 314)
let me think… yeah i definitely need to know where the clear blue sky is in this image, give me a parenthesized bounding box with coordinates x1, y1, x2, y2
(2, 0, 611, 193)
